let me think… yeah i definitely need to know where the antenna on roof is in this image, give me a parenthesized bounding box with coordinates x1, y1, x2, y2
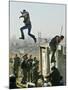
(60, 25, 63, 36)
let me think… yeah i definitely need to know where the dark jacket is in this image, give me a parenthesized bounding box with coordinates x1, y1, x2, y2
(21, 59, 28, 70)
(27, 59, 33, 70)
(49, 36, 60, 50)
(14, 57, 20, 69)
(49, 68, 61, 86)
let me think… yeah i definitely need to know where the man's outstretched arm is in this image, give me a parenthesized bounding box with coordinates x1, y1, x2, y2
(19, 11, 25, 18)
(19, 15, 24, 18)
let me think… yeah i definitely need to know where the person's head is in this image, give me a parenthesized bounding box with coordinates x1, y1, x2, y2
(34, 57, 36, 60)
(23, 54, 28, 60)
(15, 54, 18, 57)
(60, 35, 64, 41)
(23, 9, 26, 12)
(29, 55, 32, 59)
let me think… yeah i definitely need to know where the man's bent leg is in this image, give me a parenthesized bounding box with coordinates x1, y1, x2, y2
(20, 26, 27, 39)
(28, 25, 36, 43)
(51, 48, 56, 63)
(22, 69, 27, 84)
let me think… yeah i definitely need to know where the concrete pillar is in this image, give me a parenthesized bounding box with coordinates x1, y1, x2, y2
(46, 47, 50, 74)
(57, 45, 66, 85)
(39, 45, 50, 77)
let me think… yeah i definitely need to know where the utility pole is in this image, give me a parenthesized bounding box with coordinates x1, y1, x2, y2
(38, 32, 42, 46)
(60, 26, 63, 36)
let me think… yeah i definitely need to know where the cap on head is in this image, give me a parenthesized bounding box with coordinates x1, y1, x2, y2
(23, 9, 26, 12)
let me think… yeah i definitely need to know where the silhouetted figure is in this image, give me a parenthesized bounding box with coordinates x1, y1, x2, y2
(31, 57, 39, 83)
(9, 75, 17, 89)
(49, 35, 64, 63)
(21, 54, 28, 84)
(27, 55, 33, 82)
(19, 9, 36, 43)
(14, 54, 20, 78)
(47, 66, 61, 86)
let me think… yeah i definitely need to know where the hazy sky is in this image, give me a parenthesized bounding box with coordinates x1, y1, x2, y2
(10, 1, 66, 39)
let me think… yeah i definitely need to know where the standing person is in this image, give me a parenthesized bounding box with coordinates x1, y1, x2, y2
(49, 35, 64, 63)
(9, 57, 14, 75)
(19, 9, 36, 43)
(21, 54, 28, 84)
(27, 55, 33, 82)
(45, 66, 61, 86)
(48, 66, 61, 86)
(32, 57, 39, 83)
(14, 54, 20, 78)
